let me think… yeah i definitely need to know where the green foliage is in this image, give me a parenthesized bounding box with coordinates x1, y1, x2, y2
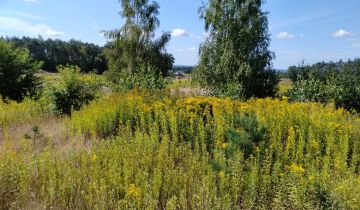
(47, 65, 99, 115)
(104, 0, 174, 90)
(225, 112, 266, 159)
(107, 64, 167, 91)
(1, 92, 360, 209)
(194, 0, 279, 99)
(4, 36, 108, 73)
(0, 39, 42, 102)
(288, 59, 360, 112)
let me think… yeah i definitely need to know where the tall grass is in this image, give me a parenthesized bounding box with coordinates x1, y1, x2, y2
(1, 90, 360, 209)
(0, 99, 43, 127)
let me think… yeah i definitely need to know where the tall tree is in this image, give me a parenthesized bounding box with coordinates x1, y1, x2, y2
(0, 40, 42, 101)
(104, 0, 174, 89)
(194, 0, 278, 99)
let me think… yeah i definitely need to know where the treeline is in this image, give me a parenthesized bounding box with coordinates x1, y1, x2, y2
(287, 58, 360, 112)
(288, 59, 360, 82)
(2, 36, 107, 73)
(172, 66, 194, 74)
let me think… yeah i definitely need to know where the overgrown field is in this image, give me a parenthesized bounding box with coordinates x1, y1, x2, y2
(1, 90, 360, 209)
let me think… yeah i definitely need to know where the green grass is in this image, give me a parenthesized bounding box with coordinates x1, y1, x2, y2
(167, 78, 193, 89)
(279, 78, 292, 95)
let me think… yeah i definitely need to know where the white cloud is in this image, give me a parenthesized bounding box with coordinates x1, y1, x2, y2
(171, 28, 188, 37)
(24, 0, 39, 3)
(333, 29, 350, 38)
(0, 16, 64, 38)
(45, 29, 64, 37)
(188, 47, 197, 51)
(300, 34, 304, 38)
(276, 32, 295, 39)
(177, 47, 197, 53)
(171, 28, 206, 40)
(99, 31, 106, 37)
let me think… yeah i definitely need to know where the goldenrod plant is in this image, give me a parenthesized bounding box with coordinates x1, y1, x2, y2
(1, 90, 360, 209)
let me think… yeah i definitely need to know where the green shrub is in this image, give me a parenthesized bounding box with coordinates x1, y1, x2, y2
(288, 59, 360, 112)
(109, 64, 167, 91)
(48, 65, 99, 115)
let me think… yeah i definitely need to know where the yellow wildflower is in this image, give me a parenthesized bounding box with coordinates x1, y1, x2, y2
(281, 96, 289, 101)
(288, 163, 305, 174)
(328, 122, 340, 129)
(218, 171, 225, 179)
(221, 143, 229, 149)
(127, 184, 140, 197)
(215, 139, 222, 147)
(92, 154, 97, 162)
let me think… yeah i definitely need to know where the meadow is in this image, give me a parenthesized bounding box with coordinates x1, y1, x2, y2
(1, 0, 359, 208)
(1, 87, 360, 209)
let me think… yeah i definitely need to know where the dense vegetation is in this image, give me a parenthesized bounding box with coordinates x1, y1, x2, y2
(0, 40, 41, 102)
(1, 0, 360, 209)
(194, 0, 278, 99)
(103, 0, 174, 90)
(44, 65, 101, 115)
(288, 59, 360, 112)
(1, 91, 360, 209)
(3, 36, 108, 73)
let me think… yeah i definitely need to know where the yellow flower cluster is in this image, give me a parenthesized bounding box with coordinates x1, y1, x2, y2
(218, 171, 225, 178)
(288, 163, 305, 174)
(127, 184, 140, 197)
(92, 154, 97, 162)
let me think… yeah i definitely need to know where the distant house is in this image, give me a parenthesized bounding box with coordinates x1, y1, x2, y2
(174, 70, 185, 79)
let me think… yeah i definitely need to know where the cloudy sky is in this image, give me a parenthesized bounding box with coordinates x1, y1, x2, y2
(0, 0, 359, 69)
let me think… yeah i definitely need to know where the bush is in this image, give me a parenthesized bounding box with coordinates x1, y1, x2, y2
(288, 59, 360, 112)
(108, 64, 167, 91)
(0, 40, 42, 102)
(48, 65, 99, 115)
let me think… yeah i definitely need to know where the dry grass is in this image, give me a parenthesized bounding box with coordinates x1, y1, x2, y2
(279, 78, 293, 94)
(0, 116, 81, 156)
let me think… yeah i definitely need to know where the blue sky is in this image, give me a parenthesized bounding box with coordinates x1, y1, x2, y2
(0, 0, 359, 69)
